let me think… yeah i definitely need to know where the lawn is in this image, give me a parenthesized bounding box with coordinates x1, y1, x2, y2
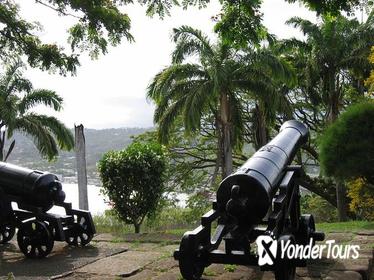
(316, 220, 374, 232)
(94, 211, 374, 238)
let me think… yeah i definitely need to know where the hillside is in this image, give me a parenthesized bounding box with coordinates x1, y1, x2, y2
(5, 127, 151, 185)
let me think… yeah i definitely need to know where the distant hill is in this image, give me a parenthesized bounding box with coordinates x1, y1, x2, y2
(5, 127, 151, 185)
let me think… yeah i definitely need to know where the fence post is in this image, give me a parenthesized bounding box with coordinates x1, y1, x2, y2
(75, 124, 89, 210)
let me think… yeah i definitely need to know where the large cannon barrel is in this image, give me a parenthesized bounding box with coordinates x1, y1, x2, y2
(0, 162, 65, 211)
(216, 120, 309, 226)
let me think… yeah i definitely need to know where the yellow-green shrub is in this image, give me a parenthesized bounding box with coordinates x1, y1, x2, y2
(347, 178, 374, 220)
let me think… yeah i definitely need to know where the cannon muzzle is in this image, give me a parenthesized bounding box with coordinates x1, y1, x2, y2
(0, 162, 65, 211)
(217, 120, 309, 226)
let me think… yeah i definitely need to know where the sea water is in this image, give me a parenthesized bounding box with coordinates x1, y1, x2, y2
(11, 184, 188, 216)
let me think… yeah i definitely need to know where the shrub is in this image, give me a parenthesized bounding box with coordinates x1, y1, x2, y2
(300, 194, 337, 223)
(347, 178, 374, 220)
(98, 142, 167, 233)
(319, 102, 374, 183)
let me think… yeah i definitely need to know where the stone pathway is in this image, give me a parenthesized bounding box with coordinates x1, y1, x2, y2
(0, 231, 373, 280)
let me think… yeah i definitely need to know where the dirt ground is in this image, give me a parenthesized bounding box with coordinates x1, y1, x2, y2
(0, 231, 373, 280)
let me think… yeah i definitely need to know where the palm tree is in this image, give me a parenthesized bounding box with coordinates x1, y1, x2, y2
(283, 12, 374, 221)
(147, 26, 294, 178)
(0, 60, 74, 161)
(285, 12, 374, 123)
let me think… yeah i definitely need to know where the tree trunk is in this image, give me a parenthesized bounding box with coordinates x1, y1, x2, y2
(326, 72, 348, 220)
(219, 93, 233, 178)
(134, 223, 141, 234)
(0, 130, 5, 161)
(336, 180, 348, 221)
(254, 103, 267, 150)
(327, 72, 339, 123)
(75, 124, 89, 210)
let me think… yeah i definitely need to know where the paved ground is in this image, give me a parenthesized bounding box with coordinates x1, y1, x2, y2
(0, 231, 373, 280)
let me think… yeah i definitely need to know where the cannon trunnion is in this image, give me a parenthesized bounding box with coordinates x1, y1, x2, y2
(174, 120, 325, 280)
(0, 163, 95, 258)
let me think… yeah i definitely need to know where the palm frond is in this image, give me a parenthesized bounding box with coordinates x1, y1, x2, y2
(183, 80, 214, 132)
(11, 115, 58, 161)
(277, 38, 312, 53)
(147, 63, 206, 102)
(158, 96, 189, 144)
(31, 114, 74, 150)
(286, 17, 321, 39)
(0, 60, 26, 96)
(153, 79, 209, 123)
(172, 26, 215, 63)
(18, 89, 63, 114)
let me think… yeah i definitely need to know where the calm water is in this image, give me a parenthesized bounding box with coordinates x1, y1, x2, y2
(45, 184, 110, 216)
(45, 184, 187, 216)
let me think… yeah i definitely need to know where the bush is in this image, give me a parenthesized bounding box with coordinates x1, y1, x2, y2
(347, 178, 374, 220)
(98, 142, 167, 233)
(300, 194, 337, 223)
(319, 102, 374, 183)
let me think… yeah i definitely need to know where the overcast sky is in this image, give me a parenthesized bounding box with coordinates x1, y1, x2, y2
(16, 0, 317, 129)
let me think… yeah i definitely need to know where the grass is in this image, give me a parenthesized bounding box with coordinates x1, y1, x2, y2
(203, 268, 217, 276)
(164, 228, 190, 236)
(94, 210, 374, 240)
(93, 207, 201, 236)
(316, 220, 374, 232)
(224, 264, 237, 272)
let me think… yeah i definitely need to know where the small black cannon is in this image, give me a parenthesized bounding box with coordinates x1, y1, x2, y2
(0, 162, 95, 258)
(174, 120, 325, 280)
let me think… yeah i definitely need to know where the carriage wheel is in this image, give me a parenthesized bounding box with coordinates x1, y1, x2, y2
(66, 216, 93, 247)
(0, 223, 15, 244)
(274, 234, 296, 280)
(17, 220, 54, 258)
(178, 234, 205, 280)
(298, 214, 316, 246)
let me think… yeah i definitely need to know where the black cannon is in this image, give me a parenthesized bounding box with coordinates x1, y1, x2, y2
(174, 120, 325, 280)
(0, 162, 95, 258)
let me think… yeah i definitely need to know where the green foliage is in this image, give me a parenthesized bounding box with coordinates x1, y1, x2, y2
(98, 142, 167, 233)
(214, 0, 268, 48)
(133, 127, 221, 196)
(202, 268, 217, 276)
(148, 26, 294, 178)
(347, 178, 374, 220)
(283, 13, 374, 129)
(301, 194, 337, 222)
(144, 0, 209, 18)
(317, 220, 374, 232)
(0, 60, 74, 161)
(319, 102, 374, 183)
(223, 264, 237, 272)
(94, 206, 203, 234)
(286, 0, 373, 15)
(93, 210, 134, 235)
(146, 205, 204, 230)
(365, 46, 374, 94)
(0, 0, 134, 74)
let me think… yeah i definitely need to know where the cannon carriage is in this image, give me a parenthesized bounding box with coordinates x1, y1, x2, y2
(0, 163, 95, 258)
(174, 120, 325, 280)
